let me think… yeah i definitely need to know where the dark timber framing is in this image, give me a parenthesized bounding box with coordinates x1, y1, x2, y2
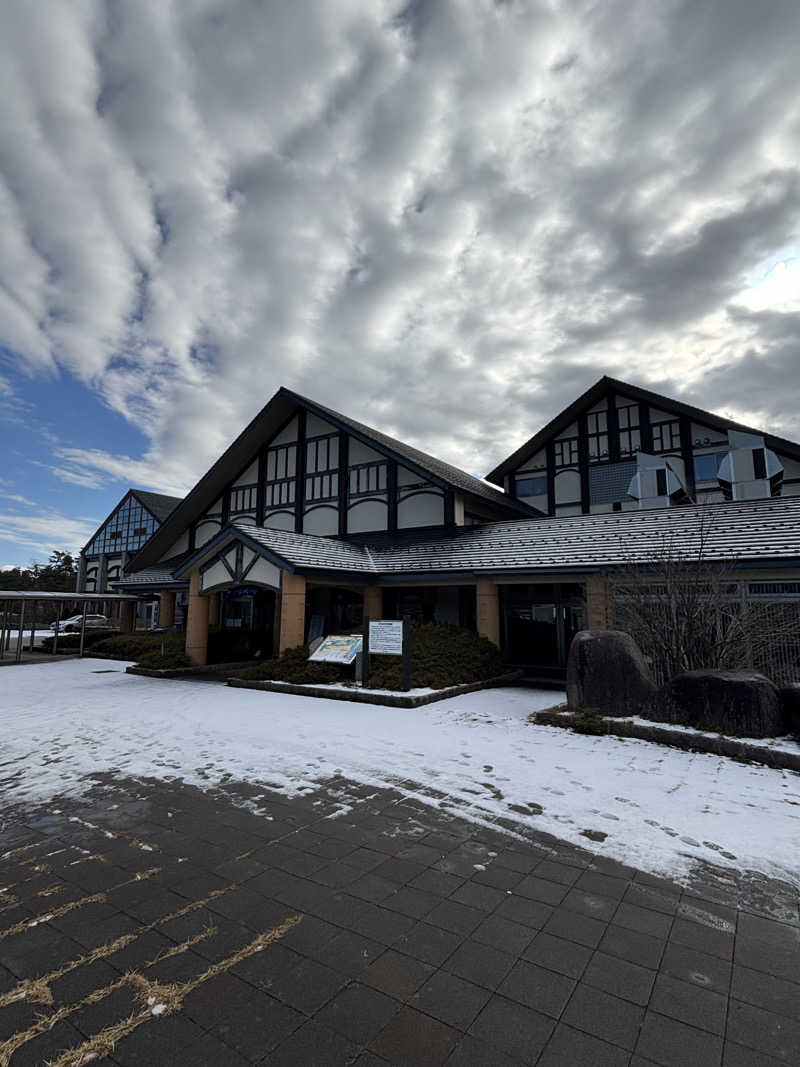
(387, 458, 399, 533)
(337, 431, 349, 537)
(294, 408, 307, 534)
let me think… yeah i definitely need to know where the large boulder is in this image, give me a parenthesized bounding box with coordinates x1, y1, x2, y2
(657, 670, 784, 738)
(566, 630, 657, 716)
(779, 684, 800, 736)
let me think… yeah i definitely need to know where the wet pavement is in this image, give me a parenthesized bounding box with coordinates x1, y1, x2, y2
(0, 775, 798, 1066)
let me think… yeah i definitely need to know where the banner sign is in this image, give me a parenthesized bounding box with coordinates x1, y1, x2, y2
(368, 620, 404, 656)
(308, 634, 363, 664)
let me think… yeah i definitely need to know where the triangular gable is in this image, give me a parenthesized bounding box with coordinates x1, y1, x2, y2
(486, 375, 800, 486)
(130, 387, 532, 571)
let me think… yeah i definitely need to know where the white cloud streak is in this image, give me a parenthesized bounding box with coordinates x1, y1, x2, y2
(0, 0, 799, 496)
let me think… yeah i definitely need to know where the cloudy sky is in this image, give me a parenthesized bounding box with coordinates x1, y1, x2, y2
(1, 0, 799, 565)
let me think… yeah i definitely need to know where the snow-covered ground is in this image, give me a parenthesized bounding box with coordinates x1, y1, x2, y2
(2, 658, 799, 888)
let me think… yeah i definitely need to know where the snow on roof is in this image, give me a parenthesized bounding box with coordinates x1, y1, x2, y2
(224, 496, 800, 578)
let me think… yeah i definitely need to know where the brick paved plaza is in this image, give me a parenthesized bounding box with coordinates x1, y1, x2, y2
(1, 774, 798, 1066)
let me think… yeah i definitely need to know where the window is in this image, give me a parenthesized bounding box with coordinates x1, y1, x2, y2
(306, 434, 339, 475)
(349, 461, 387, 497)
(618, 405, 641, 456)
(515, 474, 547, 498)
(554, 438, 579, 467)
(265, 443, 296, 481)
(265, 480, 295, 508)
(264, 442, 297, 513)
(693, 452, 726, 481)
(586, 411, 609, 461)
(133, 526, 147, 537)
(109, 530, 123, 541)
(230, 485, 257, 513)
(652, 420, 681, 453)
(306, 472, 339, 502)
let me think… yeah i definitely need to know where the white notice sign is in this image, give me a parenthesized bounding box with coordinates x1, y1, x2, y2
(369, 619, 403, 655)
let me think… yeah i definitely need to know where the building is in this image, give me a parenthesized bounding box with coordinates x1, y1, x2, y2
(77, 377, 800, 677)
(77, 489, 183, 628)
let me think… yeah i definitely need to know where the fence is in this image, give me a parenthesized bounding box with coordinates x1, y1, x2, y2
(611, 579, 800, 687)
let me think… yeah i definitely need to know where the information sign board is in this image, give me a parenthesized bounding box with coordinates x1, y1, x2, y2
(368, 620, 404, 656)
(308, 634, 363, 664)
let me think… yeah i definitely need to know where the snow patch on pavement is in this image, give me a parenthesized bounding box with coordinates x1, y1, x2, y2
(1, 658, 799, 887)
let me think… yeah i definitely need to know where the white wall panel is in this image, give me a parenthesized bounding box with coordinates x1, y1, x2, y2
(348, 498, 388, 533)
(349, 438, 383, 464)
(195, 520, 221, 548)
(272, 416, 298, 445)
(248, 557, 281, 588)
(159, 531, 190, 562)
(307, 414, 336, 437)
(517, 449, 546, 474)
(263, 510, 295, 531)
(554, 469, 581, 503)
(233, 460, 259, 486)
(398, 492, 444, 529)
(200, 559, 231, 592)
(303, 506, 339, 535)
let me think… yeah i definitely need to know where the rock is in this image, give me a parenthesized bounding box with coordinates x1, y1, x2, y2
(779, 684, 800, 736)
(566, 630, 657, 716)
(657, 670, 784, 738)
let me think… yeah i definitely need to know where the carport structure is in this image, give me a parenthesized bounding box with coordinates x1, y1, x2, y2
(0, 591, 142, 664)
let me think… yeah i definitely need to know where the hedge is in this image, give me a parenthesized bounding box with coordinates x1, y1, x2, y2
(237, 621, 505, 690)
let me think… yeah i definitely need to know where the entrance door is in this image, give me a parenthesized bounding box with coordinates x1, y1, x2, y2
(219, 588, 275, 661)
(501, 583, 587, 676)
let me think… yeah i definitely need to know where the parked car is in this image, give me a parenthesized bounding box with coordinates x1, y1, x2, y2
(49, 613, 110, 632)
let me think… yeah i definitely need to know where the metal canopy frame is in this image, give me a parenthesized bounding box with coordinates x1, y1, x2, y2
(0, 591, 141, 663)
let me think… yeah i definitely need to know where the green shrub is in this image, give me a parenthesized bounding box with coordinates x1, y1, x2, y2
(238, 622, 506, 690)
(40, 629, 120, 653)
(571, 707, 607, 735)
(136, 651, 192, 670)
(89, 632, 186, 662)
(237, 644, 347, 684)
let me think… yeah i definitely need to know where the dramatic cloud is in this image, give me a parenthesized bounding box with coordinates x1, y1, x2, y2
(0, 0, 799, 496)
(0, 509, 99, 559)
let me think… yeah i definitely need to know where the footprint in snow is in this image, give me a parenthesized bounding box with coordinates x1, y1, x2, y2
(680, 837, 701, 847)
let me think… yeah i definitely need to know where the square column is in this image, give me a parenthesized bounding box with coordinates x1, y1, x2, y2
(586, 574, 612, 630)
(476, 578, 500, 647)
(279, 573, 307, 654)
(158, 591, 176, 628)
(363, 584, 382, 621)
(185, 569, 210, 666)
(119, 600, 135, 634)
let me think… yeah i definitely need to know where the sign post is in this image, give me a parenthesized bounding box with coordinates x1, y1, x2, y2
(401, 615, 412, 692)
(361, 615, 371, 687)
(364, 618, 412, 692)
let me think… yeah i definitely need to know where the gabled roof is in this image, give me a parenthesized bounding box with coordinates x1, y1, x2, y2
(129, 387, 534, 571)
(82, 488, 183, 553)
(169, 496, 800, 583)
(132, 490, 183, 523)
(486, 375, 800, 486)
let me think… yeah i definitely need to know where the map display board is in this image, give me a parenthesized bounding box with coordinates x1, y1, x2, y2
(368, 620, 404, 655)
(308, 634, 363, 664)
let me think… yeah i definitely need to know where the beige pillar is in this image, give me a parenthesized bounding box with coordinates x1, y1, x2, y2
(586, 574, 612, 630)
(279, 573, 307, 653)
(158, 591, 175, 629)
(185, 569, 210, 666)
(476, 578, 500, 647)
(363, 584, 382, 622)
(208, 592, 220, 627)
(119, 600, 135, 635)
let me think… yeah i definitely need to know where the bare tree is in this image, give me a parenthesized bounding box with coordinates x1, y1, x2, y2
(610, 509, 800, 685)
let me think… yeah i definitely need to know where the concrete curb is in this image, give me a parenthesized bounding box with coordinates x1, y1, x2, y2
(530, 709, 800, 772)
(126, 660, 255, 679)
(227, 671, 524, 708)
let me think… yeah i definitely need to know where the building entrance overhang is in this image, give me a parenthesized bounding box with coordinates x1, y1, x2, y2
(173, 525, 290, 594)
